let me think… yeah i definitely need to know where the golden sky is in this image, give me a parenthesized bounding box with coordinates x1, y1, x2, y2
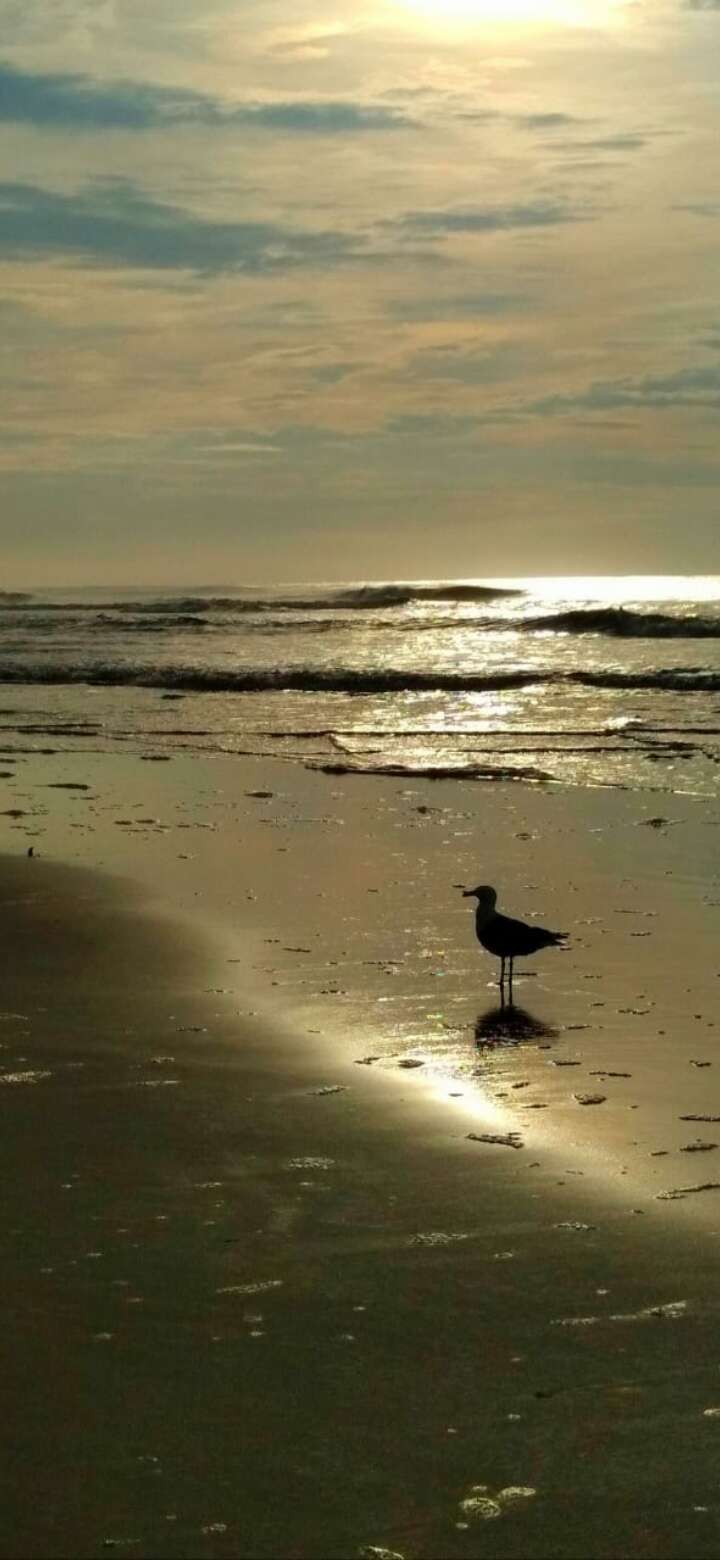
(2, 0, 720, 582)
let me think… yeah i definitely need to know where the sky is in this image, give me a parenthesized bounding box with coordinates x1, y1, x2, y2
(2, 0, 720, 585)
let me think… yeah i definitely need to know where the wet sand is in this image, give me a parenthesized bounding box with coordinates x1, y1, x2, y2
(1, 753, 720, 1557)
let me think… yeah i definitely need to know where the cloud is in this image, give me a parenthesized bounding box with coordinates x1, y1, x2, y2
(682, 1, 720, 9)
(0, 0, 114, 47)
(566, 452, 720, 487)
(387, 292, 529, 321)
(242, 101, 414, 133)
(380, 414, 479, 438)
(516, 113, 580, 130)
(395, 201, 586, 237)
(0, 180, 363, 274)
(678, 201, 720, 217)
(405, 341, 535, 387)
(514, 112, 650, 156)
(554, 133, 647, 153)
(0, 60, 415, 133)
(0, 180, 585, 278)
(527, 363, 720, 416)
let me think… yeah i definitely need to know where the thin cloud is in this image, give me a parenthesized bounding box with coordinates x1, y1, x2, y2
(239, 102, 415, 133)
(527, 364, 720, 415)
(405, 340, 536, 387)
(515, 113, 580, 130)
(554, 133, 647, 152)
(387, 292, 529, 321)
(395, 201, 587, 237)
(678, 201, 720, 217)
(515, 113, 649, 155)
(0, 60, 416, 133)
(0, 180, 364, 274)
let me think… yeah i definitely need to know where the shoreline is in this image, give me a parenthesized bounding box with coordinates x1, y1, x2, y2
(3, 747, 720, 1220)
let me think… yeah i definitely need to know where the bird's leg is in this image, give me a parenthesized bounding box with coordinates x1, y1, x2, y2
(508, 958, 514, 1005)
(499, 956, 506, 994)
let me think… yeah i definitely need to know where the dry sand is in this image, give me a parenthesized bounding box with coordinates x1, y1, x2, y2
(1, 748, 720, 1558)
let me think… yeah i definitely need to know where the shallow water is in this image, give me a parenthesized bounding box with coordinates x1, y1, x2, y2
(1, 575, 720, 795)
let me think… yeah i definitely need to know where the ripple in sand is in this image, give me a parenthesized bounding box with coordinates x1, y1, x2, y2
(216, 1279, 283, 1296)
(467, 1131, 523, 1149)
(553, 1300, 687, 1327)
(286, 1156, 335, 1170)
(459, 1492, 502, 1522)
(409, 1232, 469, 1247)
(458, 1484, 536, 1524)
(0, 1069, 51, 1085)
(358, 1548, 405, 1560)
(657, 1182, 720, 1201)
(132, 1078, 180, 1088)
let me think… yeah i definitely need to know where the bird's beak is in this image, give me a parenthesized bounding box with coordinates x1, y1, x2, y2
(462, 888, 476, 897)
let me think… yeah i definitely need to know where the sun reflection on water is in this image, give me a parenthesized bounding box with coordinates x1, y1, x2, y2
(400, 1000, 560, 1135)
(491, 576, 720, 605)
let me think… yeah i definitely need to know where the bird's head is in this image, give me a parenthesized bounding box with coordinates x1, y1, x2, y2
(462, 884, 497, 909)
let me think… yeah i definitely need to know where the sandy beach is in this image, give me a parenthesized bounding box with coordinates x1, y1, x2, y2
(1, 749, 720, 1558)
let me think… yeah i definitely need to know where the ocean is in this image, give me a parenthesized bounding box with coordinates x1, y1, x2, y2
(2, 575, 719, 796)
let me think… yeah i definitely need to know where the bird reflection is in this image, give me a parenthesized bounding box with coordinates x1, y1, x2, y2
(474, 1003, 559, 1049)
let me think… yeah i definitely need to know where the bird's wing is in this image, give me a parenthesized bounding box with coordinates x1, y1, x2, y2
(494, 914, 566, 955)
(496, 914, 544, 954)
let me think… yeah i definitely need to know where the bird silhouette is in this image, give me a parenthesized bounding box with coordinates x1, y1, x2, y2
(462, 884, 567, 1002)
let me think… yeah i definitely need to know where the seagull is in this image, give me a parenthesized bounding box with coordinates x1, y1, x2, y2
(462, 884, 567, 1000)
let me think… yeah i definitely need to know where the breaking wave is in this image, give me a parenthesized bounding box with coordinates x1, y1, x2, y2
(521, 607, 720, 638)
(0, 664, 547, 694)
(5, 599, 718, 643)
(328, 582, 520, 608)
(7, 613, 211, 634)
(0, 663, 718, 695)
(568, 669, 720, 691)
(0, 582, 518, 616)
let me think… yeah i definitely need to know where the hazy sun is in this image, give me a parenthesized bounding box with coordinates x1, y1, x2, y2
(398, 0, 624, 26)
